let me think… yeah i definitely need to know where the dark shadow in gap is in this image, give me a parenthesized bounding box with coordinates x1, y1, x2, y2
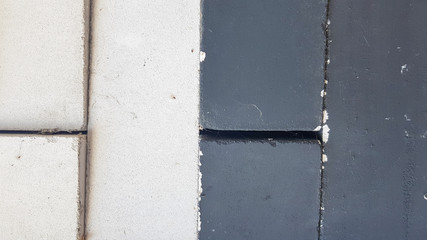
(200, 129, 320, 142)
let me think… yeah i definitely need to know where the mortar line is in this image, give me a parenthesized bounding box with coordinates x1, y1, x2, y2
(318, 0, 331, 239)
(82, 0, 94, 238)
(0, 130, 87, 135)
(197, 0, 204, 238)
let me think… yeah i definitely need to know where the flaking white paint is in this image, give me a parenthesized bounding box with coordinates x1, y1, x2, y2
(322, 124, 330, 143)
(323, 110, 329, 124)
(322, 154, 328, 163)
(401, 64, 408, 74)
(321, 90, 326, 97)
(200, 51, 206, 62)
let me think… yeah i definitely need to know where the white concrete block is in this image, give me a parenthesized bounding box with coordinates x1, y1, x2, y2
(0, 0, 89, 131)
(85, 0, 200, 239)
(0, 135, 86, 240)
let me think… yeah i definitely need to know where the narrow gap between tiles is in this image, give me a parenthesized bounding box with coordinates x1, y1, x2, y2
(0, 130, 87, 135)
(82, 0, 94, 238)
(200, 129, 321, 142)
(318, 0, 331, 239)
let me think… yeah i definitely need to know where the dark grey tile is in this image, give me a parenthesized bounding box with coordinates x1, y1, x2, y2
(200, 140, 321, 240)
(200, 0, 327, 131)
(322, 1, 427, 239)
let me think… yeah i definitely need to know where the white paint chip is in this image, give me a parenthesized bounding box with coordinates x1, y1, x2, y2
(321, 90, 326, 97)
(322, 124, 330, 143)
(197, 168, 203, 232)
(405, 130, 410, 138)
(322, 154, 328, 163)
(323, 110, 329, 124)
(314, 126, 322, 131)
(200, 51, 206, 62)
(404, 114, 411, 121)
(401, 64, 408, 74)
(0, 135, 86, 240)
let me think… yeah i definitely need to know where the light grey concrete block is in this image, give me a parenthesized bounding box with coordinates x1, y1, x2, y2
(0, 135, 86, 240)
(0, 0, 89, 131)
(85, 1, 200, 239)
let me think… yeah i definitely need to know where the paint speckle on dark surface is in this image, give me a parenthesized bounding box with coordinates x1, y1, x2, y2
(321, 0, 427, 239)
(200, 0, 327, 131)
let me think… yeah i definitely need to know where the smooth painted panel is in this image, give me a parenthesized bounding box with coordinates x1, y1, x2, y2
(200, 140, 321, 240)
(200, 0, 327, 130)
(322, 1, 427, 239)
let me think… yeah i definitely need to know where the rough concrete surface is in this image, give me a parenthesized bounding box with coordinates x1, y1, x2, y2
(85, 0, 200, 239)
(0, 135, 86, 240)
(0, 0, 89, 131)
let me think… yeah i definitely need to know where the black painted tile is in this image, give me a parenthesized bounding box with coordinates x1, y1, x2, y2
(200, 140, 321, 240)
(322, 1, 427, 239)
(200, 0, 327, 131)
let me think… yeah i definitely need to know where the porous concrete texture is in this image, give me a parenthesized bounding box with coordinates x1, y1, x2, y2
(0, 0, 89, 131)
(0, 135, 86, 240)
(85, 0, 200, 239)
